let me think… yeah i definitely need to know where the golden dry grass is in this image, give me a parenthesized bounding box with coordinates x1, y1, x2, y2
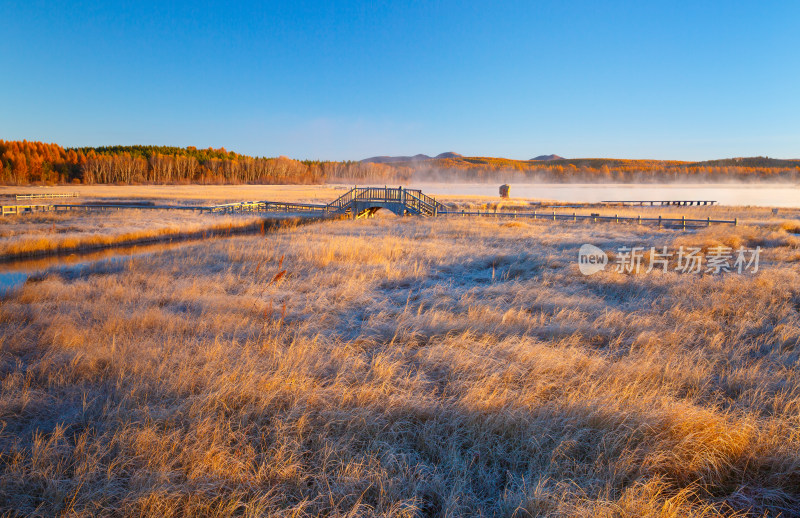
(0, 210, 268, 259)
(1, 215, 799, 516)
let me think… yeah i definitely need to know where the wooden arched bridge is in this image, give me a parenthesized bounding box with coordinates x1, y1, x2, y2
(210, 186, 446, 218)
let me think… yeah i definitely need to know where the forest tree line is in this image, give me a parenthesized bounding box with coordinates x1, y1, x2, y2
(0, 141, 405, 185)
(1, 140, 797, 185)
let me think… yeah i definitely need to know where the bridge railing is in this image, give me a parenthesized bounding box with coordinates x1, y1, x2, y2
(414, 191, 445, 212)
(324, 187, 445, 215)
(327, 188, 357, 212)
(353, 187, 409, 202)
(326, 187, 424, 213)
(404, 190, 441, 215)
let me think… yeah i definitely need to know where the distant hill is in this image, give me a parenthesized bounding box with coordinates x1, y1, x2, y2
(362, 153, 800, 171)
(361, 154, 431, 164)
(362, 152, 462, 164)
(531, 154, 564, 161)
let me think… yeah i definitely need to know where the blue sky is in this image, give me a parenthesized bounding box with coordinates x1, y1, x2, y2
(1, 1, 798, 161)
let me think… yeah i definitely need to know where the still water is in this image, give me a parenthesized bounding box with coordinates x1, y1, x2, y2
(409, 183, 800, 207)
(0, 238, 205, 296)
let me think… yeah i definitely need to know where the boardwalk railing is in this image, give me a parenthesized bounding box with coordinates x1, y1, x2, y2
(441, 209, 737, 228)
(601, 200, 717, 206)
(207, 201, 328, 214)
(1, 204, 57, 216)
(0, 187, 442, 217)
(15, 192, 80, 200)
(1, 187, 737, 227)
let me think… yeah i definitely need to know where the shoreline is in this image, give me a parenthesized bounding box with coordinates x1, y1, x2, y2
(0, 216, 314, 263)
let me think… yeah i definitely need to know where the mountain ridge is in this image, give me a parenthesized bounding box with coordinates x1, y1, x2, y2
(362, 152, 463, 164)
(360, 154, 799, 169)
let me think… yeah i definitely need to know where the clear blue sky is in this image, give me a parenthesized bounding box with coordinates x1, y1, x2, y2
(1, 1, 798, 161)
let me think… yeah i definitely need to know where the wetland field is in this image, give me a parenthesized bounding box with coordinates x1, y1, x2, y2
(1, 186, 800, 516)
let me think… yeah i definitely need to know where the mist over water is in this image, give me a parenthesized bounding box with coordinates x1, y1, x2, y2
(405, 182, 800, 207)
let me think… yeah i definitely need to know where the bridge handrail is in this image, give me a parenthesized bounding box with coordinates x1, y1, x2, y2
(413, 191, 445, 211)
(327, 188, 358, 211)
(403, 190, 438, 215)
(410, 190, 446, 211)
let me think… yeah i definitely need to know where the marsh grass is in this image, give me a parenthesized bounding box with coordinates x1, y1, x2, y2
(0, 210, 268, 259)
(1, 215, 799, 516)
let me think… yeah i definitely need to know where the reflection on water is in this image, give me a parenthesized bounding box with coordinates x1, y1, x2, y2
(0, 237, 212, 295)
(410, 183, 800, 208)
(0, 272, 29, 295)
(0, 215, 315, 296)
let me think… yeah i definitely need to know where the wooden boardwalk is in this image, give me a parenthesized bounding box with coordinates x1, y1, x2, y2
(14, 192, 80, 200)
(0, 186, 737, 227)
(448, 210, 736, 228)
(601, 200, 717, 206)
(1, 204, 57, 216)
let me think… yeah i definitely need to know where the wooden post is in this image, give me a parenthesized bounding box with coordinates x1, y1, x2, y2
(734, 218, 738, 226)
(682, 215, 685, 230)
(707, 217, 710, 227)
(658, 215, 662, 228)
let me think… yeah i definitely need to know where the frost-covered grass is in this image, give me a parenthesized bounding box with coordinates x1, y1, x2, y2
(1, 216, 799, 516)
(0, 210, 266, 259)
